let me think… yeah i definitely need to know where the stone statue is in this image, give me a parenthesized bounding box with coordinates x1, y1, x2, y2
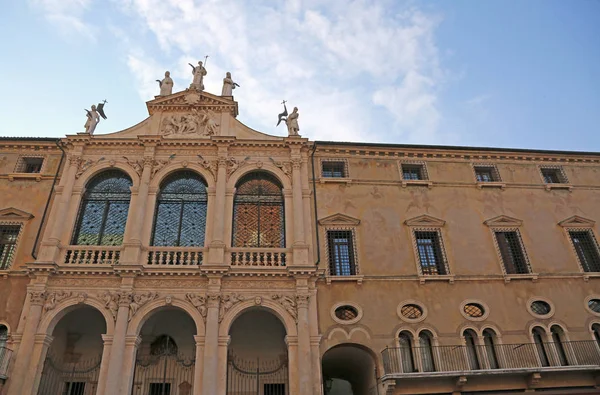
(157, 71, 174, 96)
(221, 72, 239, 96)
(189, 61, 207, 91)
(286, 107, 300, 136)
(84, 101, 107, 135)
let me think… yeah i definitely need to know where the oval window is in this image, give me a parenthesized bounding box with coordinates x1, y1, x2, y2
(334, 306, 359, 321)
(464, 303, 485, 318)
(401, 304, 424, 320)
(530, 301, 551, 316)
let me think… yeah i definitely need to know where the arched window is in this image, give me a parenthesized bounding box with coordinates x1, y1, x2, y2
(398, 331, 415, 373)
(593, 323, 600, 346)
(0, 324, 7, 348)
(532, 326, 549, 367)
(463, 329, 481, 370)
(550, 325, 569, 366)
(72, 170, 132, 245)
(232, 172, 285, 248)
(483, 329, 499, 369)
(151, 171, 208, 246)
(418, 330, 436, 372)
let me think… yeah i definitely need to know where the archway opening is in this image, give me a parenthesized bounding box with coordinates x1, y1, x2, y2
(132, 308, 196, 395)
(227, 309, 288, 395)
(38, 306, 106, 395)
(322, 344, 378, 395)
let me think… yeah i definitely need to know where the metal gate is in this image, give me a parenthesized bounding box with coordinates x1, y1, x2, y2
(37, 353, 101, 395)
(226, 352, 289, 395)
(130, 336, 195, 395)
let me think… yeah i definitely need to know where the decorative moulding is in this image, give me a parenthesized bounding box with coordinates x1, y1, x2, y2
(318, 213, 361, 227)
(558, 215, 595, 228)
(404, 214, 445, 228)
(483, 215, 523, 228)
(0, 207, 34, 221)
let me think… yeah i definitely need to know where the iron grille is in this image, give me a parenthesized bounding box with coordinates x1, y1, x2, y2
(531, 301, 551, 316)
(326, 230, 357, 276)
(464, 303, 484, 318)
(321, 161, 346, 178)
(402, 165, 424, 180)
(334, 306, 358, 321)
(72, 170, 132, 246)
(400, 304, 423, 319)
(232, 172, 285, 248)
(414, 231, 447, 275)
(494, 231, 529, 274)
(474, 166, 499, 182)
(22, 158, 44, 173)
(0, 225, 20, 270)
(589, 299, 600, 313)
(569, 231, 600, 272)
(541, 168, 565, 184)
(151, 171, 208, 247)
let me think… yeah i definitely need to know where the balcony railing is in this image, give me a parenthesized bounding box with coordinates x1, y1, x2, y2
(0, 347, 13, 379)
(146, 247, 204, 266)
(382, 341, 600, 377)
(63, 246, 122, 266)
(229, 248, 288, 267)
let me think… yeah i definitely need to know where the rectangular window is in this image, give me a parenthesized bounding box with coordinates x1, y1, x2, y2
(541, 168, 566, 184)
(148, 383, 171, 395)
(569, 230, 600, 272)
(474, 166, 500, 182)
(264, 384, 286, 395)
(402, 164, 426, 180)
(16, 157, 44, 173)
(494, 231, 529, 274)
(322, 161, 347, 178)
(62, 382, 86, 395)
(0, 225, 20, 270)
(327, 230, 357, 276)
(414, 231, 447, 275)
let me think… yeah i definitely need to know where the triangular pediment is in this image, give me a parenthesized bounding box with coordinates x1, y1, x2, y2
(558, 215, 595, 228)
(0, 207, 34, 221)
(319, 213, 361, 226)
(404, 214, 445, 227)
(484, 215, 522, 227)
(146, 89, 238, 117)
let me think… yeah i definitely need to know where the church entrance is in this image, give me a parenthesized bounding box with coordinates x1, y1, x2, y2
(322, 344, 379, 395)
(37, 306, 105, 395)
(226, 309, 289, 395)
(130, 308, 196, 395)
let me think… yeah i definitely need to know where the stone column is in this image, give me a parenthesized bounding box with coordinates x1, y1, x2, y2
(103, 292, 132, 395)
(286, 335, 299, 395)
(216, 335, 230, 395)
(296, 294, 312, 395)
(23, 334, 53, 395)
(201, 293, 221, 394)
(193, 335, 205, 395)
(6, 290, 45, 395)
(206, 155, 228, 266)
(120, 335, 142, 394)
(37, 155, 80, 263)
(95, 334, 113, 395)
(309, 286, 323, 395)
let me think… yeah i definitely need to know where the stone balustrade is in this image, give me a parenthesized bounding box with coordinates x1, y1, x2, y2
(62, 246, 122, 266)
(146, 247, 204, 266)
(229, 248, 289, 267)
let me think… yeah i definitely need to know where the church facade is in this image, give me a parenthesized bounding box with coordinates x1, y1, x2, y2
(0, 84, 599, 395)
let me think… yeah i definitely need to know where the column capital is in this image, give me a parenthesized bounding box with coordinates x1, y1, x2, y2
(102, 334, 114, 345)
(284, 335, 299, 346)
(125, 335, 142, 347)
(310, 335, 322, 346)
(28, 290, 47, 306)
(217, 335, 231, 346)
(296, 294, 310, 309)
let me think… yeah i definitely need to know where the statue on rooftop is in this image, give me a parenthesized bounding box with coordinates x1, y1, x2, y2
(156, 71, 174, 96)
(189, 60, 207, 91)
(276, 101, 300, 136)
(84, 100, 107, 135)
(221, 72, 239, 96)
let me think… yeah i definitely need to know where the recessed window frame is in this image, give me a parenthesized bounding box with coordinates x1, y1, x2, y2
(397, 299, 428, 323)
(14, 154, 47, 174)
(412, 229, 450, 276)
(526, 297, 555, 320)
(320, 158, 349, 179)
(564, 228, 600, 274)
(492, 229, 532, 275)
(585, 295, 600, 317)
(472, 163, 502, 183)
(399, 161, 432, 188)
(460, 299, 490, 322)
(539, 165, 568, 185)
(0, 223, 24, 271)
(325, 228, 359, 277)
(405, 215, 453, 283)
(319, 214, 363, 284)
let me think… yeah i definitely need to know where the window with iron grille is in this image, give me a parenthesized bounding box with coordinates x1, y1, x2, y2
(232, 172, 285, 248)
(569, 230, 600, 272)
(414, 231, 448, 275)
(401, 164, 426, 180)
(327, 230, 357, 276)
(321, 161, 347, 178)
(494, 231, 530, 274)
(0, 225, 21, 270)
(17, 157, 44, 173)
(541, 167, 567, 184)
(151, 171, 208, 247)
(62, 382, 86, 395)
(72, 170, 132, 246)
(474, 166, 500, 182)
(148, 383, 171, 395)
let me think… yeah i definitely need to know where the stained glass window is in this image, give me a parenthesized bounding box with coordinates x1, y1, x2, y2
(232, 172, 285, 248)
(72, 170, 132, 246)
(151, 171, 208, 247)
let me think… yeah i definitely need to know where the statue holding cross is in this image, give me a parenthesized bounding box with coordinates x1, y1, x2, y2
(189, 56, 208, 91)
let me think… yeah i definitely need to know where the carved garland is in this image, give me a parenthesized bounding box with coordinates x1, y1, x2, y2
(98, 291, 159, 321)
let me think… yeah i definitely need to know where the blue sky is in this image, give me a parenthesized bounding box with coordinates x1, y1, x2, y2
(0, 0, 599, 151)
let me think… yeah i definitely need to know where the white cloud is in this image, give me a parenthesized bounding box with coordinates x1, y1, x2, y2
(29, 0, 96, 41)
